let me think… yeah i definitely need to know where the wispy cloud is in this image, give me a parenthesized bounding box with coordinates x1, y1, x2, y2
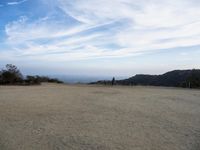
(2, 0, 200, 63)
(7, 0, 28, 5)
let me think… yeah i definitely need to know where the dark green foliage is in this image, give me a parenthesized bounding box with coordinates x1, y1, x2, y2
(0, 64, 23, 85)
(0, 64, 63, 85)
(186, 69, 200, 88)
(47, 78, 63, 83)
(25, 76, 41, 85)
(25, 75, 63, 84)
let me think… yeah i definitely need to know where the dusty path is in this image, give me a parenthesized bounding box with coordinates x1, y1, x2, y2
(0, 84, 200, 150)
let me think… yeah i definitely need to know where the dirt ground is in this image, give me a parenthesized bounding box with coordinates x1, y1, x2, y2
(0, 83, 200, 150)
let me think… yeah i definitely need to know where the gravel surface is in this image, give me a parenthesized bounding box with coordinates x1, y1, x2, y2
(0, 84, 200, 150)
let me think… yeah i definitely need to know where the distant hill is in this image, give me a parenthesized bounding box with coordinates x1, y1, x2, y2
(91, 69, 200, 88)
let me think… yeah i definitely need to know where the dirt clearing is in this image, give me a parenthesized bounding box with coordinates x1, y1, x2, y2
(0, 84, 200, 150)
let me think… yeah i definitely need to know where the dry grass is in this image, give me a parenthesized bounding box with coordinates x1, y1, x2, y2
(0, 83, 200, 150)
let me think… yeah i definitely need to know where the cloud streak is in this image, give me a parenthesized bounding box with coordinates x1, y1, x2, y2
(2, 0, 200, 63)
(7, 0, 28, 5)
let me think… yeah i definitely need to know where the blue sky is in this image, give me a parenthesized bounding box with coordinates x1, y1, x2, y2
(0, 0, 200, 77)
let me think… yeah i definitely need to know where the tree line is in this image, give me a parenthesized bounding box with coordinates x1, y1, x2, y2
(0, 64, 63, 85)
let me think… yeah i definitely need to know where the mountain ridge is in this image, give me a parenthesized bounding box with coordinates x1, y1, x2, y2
(91, 69, 200, 88)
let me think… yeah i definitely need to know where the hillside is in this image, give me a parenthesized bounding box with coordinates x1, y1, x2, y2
(92, 69, 200, 88)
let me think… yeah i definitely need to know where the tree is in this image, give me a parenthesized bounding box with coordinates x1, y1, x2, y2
(187, 69, 200, 88)
(0, 64, 63, 85)
(0, 71, 2, 84)
(1, 64, 23, 84)
(25, 75, 40, 85)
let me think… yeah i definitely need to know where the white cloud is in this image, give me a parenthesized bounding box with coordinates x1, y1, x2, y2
(5, 16, 60, 42)
(7, 0, 28, 5)
(58, 0, 200, 26)
(2, 0, 200, 62)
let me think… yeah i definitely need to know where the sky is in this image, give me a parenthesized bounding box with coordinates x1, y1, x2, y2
(0, 0, 200, 77)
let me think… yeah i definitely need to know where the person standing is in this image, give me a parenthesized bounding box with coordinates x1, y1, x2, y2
(112, 77, 115, 86)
